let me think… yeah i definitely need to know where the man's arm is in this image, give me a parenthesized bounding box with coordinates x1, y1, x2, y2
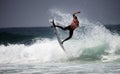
(73, 11, 80, 17)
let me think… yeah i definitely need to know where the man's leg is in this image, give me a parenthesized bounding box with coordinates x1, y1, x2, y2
(62, 30, 73, 44)
(56, 25, 69, 30)
(51, 20, 68, 30)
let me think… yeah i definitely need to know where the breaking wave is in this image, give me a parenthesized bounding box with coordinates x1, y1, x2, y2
(0, 9, 120, 64)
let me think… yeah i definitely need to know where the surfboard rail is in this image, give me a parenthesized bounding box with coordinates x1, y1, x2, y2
(50, 20, 65, 51)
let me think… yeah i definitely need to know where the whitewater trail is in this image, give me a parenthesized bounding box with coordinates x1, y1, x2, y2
(0, 39, 69, 64)
(0, 9, 120, 64)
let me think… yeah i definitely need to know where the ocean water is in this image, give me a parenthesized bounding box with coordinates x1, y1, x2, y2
(0, 10, 120, 74)
(0, 25, 120, 74)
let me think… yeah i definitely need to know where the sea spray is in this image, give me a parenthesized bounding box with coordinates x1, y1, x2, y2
(50, 9, 120, 62)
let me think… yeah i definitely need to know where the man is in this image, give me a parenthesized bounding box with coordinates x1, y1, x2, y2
(52, 11, 80, 44)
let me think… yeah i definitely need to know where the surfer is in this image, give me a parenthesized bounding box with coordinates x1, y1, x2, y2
(53, 11, 80, 44)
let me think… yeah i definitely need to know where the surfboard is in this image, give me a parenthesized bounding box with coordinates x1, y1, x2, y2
(50, 20, 65, 51)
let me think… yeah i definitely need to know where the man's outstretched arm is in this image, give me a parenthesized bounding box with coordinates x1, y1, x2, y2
(73, 11, 80, 17)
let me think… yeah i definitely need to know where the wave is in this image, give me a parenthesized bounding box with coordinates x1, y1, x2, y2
(0, 32, 35, 45)
(0, 32, 120, 64)
(0, 39, 68, 64)
(0, 10, 120, 64)
(0, 27, 54, 45)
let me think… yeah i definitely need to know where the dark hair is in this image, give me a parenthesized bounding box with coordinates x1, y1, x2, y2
(73, 16, 77, 19)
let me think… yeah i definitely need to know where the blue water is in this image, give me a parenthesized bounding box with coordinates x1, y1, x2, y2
(0, 27, 54, 45)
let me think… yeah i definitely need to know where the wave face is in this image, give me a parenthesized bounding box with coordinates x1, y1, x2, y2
(0, 10, 120, 64)
(0, 27, 54, 45)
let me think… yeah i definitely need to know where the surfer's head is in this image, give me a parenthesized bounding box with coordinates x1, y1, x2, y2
(73, 15, 77, 19)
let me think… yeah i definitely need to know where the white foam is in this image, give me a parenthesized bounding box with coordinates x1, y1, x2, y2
(0, 39, 67, 64)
